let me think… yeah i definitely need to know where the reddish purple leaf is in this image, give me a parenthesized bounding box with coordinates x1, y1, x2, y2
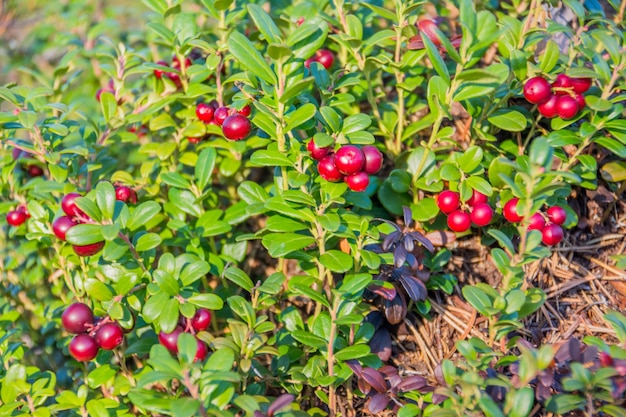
(367, 393, 390, 414)
(397, 375, 427, 392)
(370, 327, 392, 362)
(361, 368, 388, 393)
(267, 394, 295, 416)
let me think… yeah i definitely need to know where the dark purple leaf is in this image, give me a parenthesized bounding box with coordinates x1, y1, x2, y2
(486, 384, 507, 402)
(398, 273, 427, 301)
(364, 311, 384, 329)
(254, 412, 266, 417)
(382, 231, 401, 252)
(363, 243, 383, 254)
(361, 368, 388, 393)
(406, 253, 418, 269)
(346, 360, 363, 377)
(394, 243, 407, 268)
(358, 377, 371, 395)
(583, 345, 598, 367)
(369, 283, 397, 300)
(375, 218, 402, 232)
(403, 206, 413, 227)
(267, 394, 295, 416)
(538, 370, 554, 387)
(415, 266, 430, 282)
(535, 382, 552, 401)
(424, 230, 455, 247)
(397, 375, 428, 392)
(404, 236, 415, 252)
(434, 364, 446, 386)
(367, 393, 390, 414)
(432, 393, 447, 405)
(370, 327, 392, 362)
(379, 365, 398, 378)
(411, 232, 434, 253)
(385, 292, 407, 325)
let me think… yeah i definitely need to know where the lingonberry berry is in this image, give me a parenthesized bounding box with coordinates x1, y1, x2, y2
(528, 213, 546, 231)
(361, 145, 383, 174)
(437, 191, 460, 214)
(27, 165, 44, 177)
(542, 224, 563, 245)
(69, 334, 99, 362)
(195, 339, 209, 362)
(95, 322, 124, 350)
(537, 94, 558, 118)
(61, 193, 85, 218)
(62, 303, 94, 334)
(503, 198, 523, 222)
(552, 74, 573, 94)
(188, 136, 203, 144)
(315, 49, 334, 70)
(334, 145, 365, 175)
(52, 216, 77, 241)
(417, 19, 441, 46)
(222, 114, 252, 141)
(73, 241, 105, 257)
(470, 203, 493, 227)
(575, 94, 585, 110)
(6, 209, 28, 226)
(307, 139, 331, 160)
(466, 190, 488, 206)
(191, 309, 212, 332)
(115, 186, 136, 203)
(196, 103, 215, 123)
(317, 155, 343, 182)
(555, 95, 579, 119)
(159, 326, 184, 353)
(172, 56, 192, 70)
(154, 60, 169, 79)
(546, 206, 567, 226)
(570, 77, 592, 94)
(523, 76, 552, 104)
(214, 107, 230, 125)
(345, 171, 370, 192)
(237, 105, 252, 117)
(447, 210, 471, 233)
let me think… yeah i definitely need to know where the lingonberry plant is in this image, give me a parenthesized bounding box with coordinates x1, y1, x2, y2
(1, 0, 625, 416)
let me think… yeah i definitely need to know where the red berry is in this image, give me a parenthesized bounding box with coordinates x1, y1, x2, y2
(448, 210, 471, 233)
(154, 60, 168, 79)
(195, 339, 208, 362)
(542, 224, 563, 245)
(237, 105, 251, 117)
(503, 198, 523, 222)
(537, 94, 559, 118)
(167, 72, 182, 88)
(191, 309, 212, 332)
(345, 172, 370, 192)
(62, 303, 94, 334)
(570, 77, 592, 94)
(296, 17, 305, 26)
(222, 114, 252, 141)
(528, 213, 546, 231)
(334, 145, 365, 175)
(466, 190, 488, 206)
(546, 206, 567, 226)
(61, 193, 85, 218)
(555, 96, 579, 119)
(304, 57, 315, 69)
(552, 74, 572, 94)
(315, 49, 334, 70)
(437, 191, 460, 214)
(599, 352, 614, 367)
(52, 216, 77, 240)
(95, 322, 124, 350)
(159, 326, 184, 354)
(73, 241, 105, 257)
(307, 139, 331, 160)
(196, 103, 215, 123)
(115, 186, 135, 203)
(172, 56, 192, 70)
(417, 19, 441, 46)
(523, 76, 552, 104)
(575, 94, 586, 110)
(69, 334, 99, 362)
(361, 145, 383, 174)
(214, 107, 230, 126)
(317, 155, 343, 182)
(6, 210, 28, 226)
(188, 136, 203, 144)
(27, 165, 44, 177)
(470, 203, 493, 227)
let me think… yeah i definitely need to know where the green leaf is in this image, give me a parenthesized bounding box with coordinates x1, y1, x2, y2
(85, 279, 114, 302)
(135, 233, 162, 251)
(319, 250, 354, 273)
(100, 92, 117, 123)
(224, 266, 254, 292)
(539, 40, 560, 73)
(95, 181, 116, 220)
(342, 114, 371, 134)
(65, 224, 103, 246)
(545, 394, 586, 414)
(422, 33, 449, 82)
(334, 344, 370, 361)
(238, 181, 270, 204)
(465, 176, 493, 196)
(261, 233, 315, 257)
(488, 109, 527, 132)
(339, 273, 373, 294)
(161, 172, 191, 189)
(250, 150, 293, 167)
(187, 293, 224, 310)
(291, 330, 327, 349)
(180, 260, 211, 286)
(458, 146, 484, 173)
(75, 197, 102, 222)
(195, 148, 216, 190)
(285, 103, 316, 132)
(160, 298, 180, 333)
(462, 286, 496, 316)
(247, 4, 282, 44)
(177, 332, 198, 365)
(227, 31, 277, 85)
(127, 201, 161, 231)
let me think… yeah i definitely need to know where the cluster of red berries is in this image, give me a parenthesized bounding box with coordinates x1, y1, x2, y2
(52, 186, 136, 256)
(62, 303, 124, 362)
(523, 74, 592, 119)
(6, 205, 30, 227)
(194, 102, 252, 142)
(304, 49, 334, 70)
(308, 142, 383, 192)
(153, 56, 192, 88)
(502, 198, 566, 245)
(437, 190, 494, 232)
(158, 309, 212, 362)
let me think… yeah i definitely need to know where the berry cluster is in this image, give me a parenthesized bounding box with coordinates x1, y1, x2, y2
(304, 49, 334, 70)
(194, 102, 252, 142)
(153, 56, 192, 88)
(437, 190, 494, 232)
(158, 308, 212, 362)
(62, 303, 124, 362)
(6, 205, 30, 227)
(308, 142, 383, 192)
(502, 198, 566, 245)
(523, 74, 592, 119)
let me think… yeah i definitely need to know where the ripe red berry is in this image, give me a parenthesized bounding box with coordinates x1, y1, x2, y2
(196, 103, 215, 123)
(296, 17, 305, 26)
(61, 193, 85, 218)
(537, 94, 559, 118)
(570, 77, 592, 94)
(95, 322, 124, 350)
(159, 326, 184, 354)
(73, 241, 105, 257)
(552, 74, 572, 94)
(154, 60, 169, 79)
(317, 155, 343, 182)
(555, 96, 579, 119)
(191, 309, 212, 332)
(237, 105, 252, 117)
(437, 191, 460, 214)
(27, 165, 44, 177)
(222, 114, 252, 141)
(167, 72, 182, 88)
(528, 213, 546, 231)
(115, 186, 135, 203)
(466, 190, 488, 206)
(195, 339, 208, 362)
(361, 145, 383, 174)
(417, 19, 441, 46)
(188, 136, 203, 144)
(470, 203, 493, 227)
(546, 206, 567, 226)
(334, 145, 365, 175)
(345, 171, 370, 192)
(52, 216, 77, 240)
(62, 303, 94, 334)
(575, 94, 586, 110)
(69, 334, 99, 362)
(172, 56, 192, 70)
(307, 139, 331, 160)
(448, 210, 471, 233)
(503, 198, 523, 222)
(315, 49, 334, 70)
(523, 76, 552, 104)
(599, 352, 614, 367)
(6, 210, 28, 226)
(214, 107, 230, 125)
(542, 224, 563, 245)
